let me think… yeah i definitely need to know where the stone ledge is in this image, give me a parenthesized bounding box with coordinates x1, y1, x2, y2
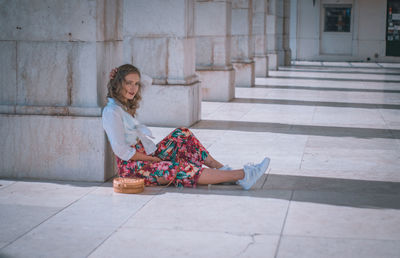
(0, 105, 102, 117)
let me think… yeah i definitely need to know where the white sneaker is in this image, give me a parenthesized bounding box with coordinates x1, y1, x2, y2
(219, 165, 232, 170)
(237, 157, 270, 190)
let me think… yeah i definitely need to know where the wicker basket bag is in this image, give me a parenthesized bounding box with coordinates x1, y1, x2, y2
(113, 178, 144, 194)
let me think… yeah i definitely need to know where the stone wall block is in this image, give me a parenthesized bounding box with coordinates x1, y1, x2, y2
(168, 38, 196, 83)
(253, 34, 266, 55)
(196, 37, 213, 66)
(267, 14, 276, 33)
(124, 0, 188, 37)
(136, 83, 201, 127)
(0, 0, 97, 41)
(232, 62, 255, 87)
(253, 0, 266, 11)
(252, 12, 266, 34)
(231, 36, 250, 61)
(96, 41, 124, 107)
(17, 41, 70, 106)
(0, 41, 17, 105)
(96, 0, 123, 41)
(198, 69, 235, 101)
(232, 9, 250, 35)
(0, 115, 17, 174)
(195, 1, 228, 36)
(0, 115, 110, 182)
(71, 43, 97, 107)
(254, 55, 268, 77)
(232, 0, 251, 9)
(128, 37, 168, 83)
(213, 37, 231, 66)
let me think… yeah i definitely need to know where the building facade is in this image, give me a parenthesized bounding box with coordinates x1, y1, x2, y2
(291, 0, 400, 62)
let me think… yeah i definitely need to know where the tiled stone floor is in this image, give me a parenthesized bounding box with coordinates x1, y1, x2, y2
(1, 62, 400, 257)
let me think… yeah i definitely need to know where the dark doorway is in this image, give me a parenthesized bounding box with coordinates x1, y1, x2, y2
(387, 0, 400, 56)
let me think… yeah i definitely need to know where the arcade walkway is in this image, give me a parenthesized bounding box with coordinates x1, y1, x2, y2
(1, 62, 400, 257)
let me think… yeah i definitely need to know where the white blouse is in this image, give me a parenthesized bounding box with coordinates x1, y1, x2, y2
(102, 98, 157, 161)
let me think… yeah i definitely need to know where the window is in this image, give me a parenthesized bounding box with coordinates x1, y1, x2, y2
(324, 6, 352, 32)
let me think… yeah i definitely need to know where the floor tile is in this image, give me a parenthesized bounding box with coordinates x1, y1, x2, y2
(240, 104, 315, 125)
(124, 191, 290, 235)
(379, 109, 400, 129)
(0, 179, 16, 189)
(43, 191, 154, 228)
(88, 227, 256, 258)
(0, 223, 114, 258)
(0, 181, 98, 208)
(312, 107, 387, 128)
(283, 191, 400, 240)
(0, 204, 59, 243)
(277, 236, 400, 258)
(301, 147, 400, 174)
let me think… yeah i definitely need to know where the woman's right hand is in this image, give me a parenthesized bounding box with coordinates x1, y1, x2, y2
(109, 68, 117, 80)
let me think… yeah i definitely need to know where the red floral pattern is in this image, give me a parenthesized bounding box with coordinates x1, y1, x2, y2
(116, 127, 209, 187)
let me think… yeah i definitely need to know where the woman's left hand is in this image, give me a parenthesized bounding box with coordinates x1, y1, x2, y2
(150, 157, 162, 163)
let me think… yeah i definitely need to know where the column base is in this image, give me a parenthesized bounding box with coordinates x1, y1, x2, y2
(254, 55, 269, 77)
(0, 114, 115, 182)
(136, 81, 201, 127)
(196, 67, 235, 102)
(232, 61, 255, 87)
(268, 53, 279, 70)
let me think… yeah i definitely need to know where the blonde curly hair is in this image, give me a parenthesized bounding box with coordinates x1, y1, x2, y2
(107, 64, 142, 117)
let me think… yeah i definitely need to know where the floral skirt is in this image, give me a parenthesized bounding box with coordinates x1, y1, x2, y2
(116, 127, 209, 187)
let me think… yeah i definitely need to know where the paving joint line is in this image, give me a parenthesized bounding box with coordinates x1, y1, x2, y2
(274, 190, 294, 258)
(0, 181, 18, 191)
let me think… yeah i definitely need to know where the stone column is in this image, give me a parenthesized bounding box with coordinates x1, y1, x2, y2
(195, 0, 235, 102)
(231, 0, 255, 87)
(267, 0, 291, 70)
(123, 0, 200, 127)
(252, 0, 269, 77)
(0, 0, 122, 181)
(283, 0, 292, 65)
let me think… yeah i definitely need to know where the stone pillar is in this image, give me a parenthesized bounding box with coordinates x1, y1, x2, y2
(283, 0, 292, 65)
(195, 0, 235, 102)
(231, 0, 255, 87)
(0, 0, 122, 182)
(252, 0, 269, 77)
(267, 0, 291, 70)
(123, 0, 200, 126)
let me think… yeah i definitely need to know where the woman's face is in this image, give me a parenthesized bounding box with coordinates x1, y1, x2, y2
(121, 73, 140, 102)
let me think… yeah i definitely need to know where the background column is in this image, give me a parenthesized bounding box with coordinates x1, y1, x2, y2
(123, 0, 200, 127)
(267, 0, 291, 70)
(252, 0, 269, 77)
(195, 0, 235, 102)
(231, 0, 255, 87)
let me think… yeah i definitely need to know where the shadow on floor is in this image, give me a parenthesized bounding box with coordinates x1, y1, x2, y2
(192, 119, 399, 139)
(158, 173, 400, 210)
(252, 84, 400, 94)
(3, 174, 400, 210)
(232, 97, 400, 110)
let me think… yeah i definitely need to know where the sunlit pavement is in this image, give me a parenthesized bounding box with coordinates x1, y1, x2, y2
(1, 62, 400, 257)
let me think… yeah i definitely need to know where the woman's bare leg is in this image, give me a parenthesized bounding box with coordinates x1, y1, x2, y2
(156, 169, 242, 185)
(204, 155, 224, 169)
(197, 168, 244, 185)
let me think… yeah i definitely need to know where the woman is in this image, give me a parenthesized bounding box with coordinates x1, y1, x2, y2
(102, 64, 270, 190)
